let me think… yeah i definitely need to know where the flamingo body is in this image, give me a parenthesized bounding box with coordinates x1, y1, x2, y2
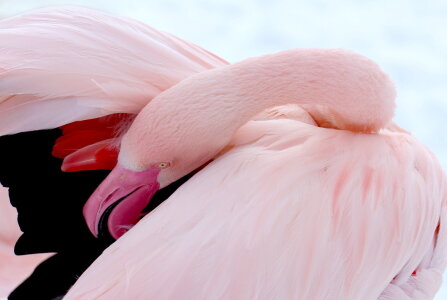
(66, 107, 447, 299)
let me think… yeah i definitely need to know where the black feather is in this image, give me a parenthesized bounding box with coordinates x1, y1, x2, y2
(0, 129, 193, 299)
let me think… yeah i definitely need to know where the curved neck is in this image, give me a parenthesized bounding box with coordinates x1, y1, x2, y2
(227, 49, 395, 133)
(122, 49, 396, 172)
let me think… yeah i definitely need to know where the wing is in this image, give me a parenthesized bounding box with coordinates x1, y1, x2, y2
(64, 114, 446, 299)
(0, 6, 227, 136)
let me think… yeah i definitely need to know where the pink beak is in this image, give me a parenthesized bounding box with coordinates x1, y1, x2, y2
(83, 164, 161, 239)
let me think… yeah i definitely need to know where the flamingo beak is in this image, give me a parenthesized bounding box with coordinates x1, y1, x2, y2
(83, 164, 161, 239)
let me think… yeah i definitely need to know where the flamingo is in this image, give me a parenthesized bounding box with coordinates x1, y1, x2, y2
(0, 6, 445, 300)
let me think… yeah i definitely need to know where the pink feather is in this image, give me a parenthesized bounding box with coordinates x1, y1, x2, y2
(0, 6, 227, 136)
(1, 7, 445, 300)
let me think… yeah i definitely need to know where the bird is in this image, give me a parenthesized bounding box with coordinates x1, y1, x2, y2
(1, 5, 446, 300)
(63, 47, 446, 299)
(0, 6, 226, 299)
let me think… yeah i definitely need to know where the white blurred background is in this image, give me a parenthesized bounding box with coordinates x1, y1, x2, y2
(1, 0, 447, 299)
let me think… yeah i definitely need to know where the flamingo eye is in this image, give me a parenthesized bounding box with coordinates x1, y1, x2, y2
(158, 162, 170, 169)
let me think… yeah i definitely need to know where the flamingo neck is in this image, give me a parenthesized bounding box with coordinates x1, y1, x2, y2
(226, 49, 395, 133)
(121, 49, 396, 173)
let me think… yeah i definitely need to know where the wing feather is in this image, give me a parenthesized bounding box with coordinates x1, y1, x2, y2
(0, 6, 227, 136)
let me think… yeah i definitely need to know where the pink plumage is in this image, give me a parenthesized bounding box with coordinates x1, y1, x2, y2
(0, 6, 446, 300)
(73, 33, 445, 300)
(0, 6, 227, 136)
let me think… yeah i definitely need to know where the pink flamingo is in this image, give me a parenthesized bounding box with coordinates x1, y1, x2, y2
(1, 6, 446, 300)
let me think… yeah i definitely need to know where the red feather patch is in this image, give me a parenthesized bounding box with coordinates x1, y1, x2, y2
(52, 114, 133, 172)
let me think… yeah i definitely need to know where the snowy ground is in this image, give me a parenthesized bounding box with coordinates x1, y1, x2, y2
(1, 0, 447, 299)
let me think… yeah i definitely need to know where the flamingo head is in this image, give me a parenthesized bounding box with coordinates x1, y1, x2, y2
(82, 131, 215, 239)
(83, 162, 163, 240)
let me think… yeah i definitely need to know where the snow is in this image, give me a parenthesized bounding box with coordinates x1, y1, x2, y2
(1, 0, 447, 298)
